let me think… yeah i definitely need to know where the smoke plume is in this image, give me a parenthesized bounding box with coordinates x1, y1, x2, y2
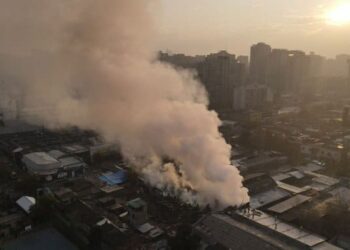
(0, 0, 249, 208)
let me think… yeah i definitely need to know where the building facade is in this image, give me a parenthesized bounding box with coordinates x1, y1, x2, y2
(250, 43, 272, 84)
(198, 51, 246, 112)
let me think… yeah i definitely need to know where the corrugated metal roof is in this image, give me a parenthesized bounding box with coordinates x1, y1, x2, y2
(312, 241, 342, 250)
(238, 210, 328, 247)
(276, 181, 311, 194)
(268, 194, 311, 214)
(312, 176, 339, 186)
(310, 182, 329, 191)
(272, 173, 290, 181)
(250, 188, 290, 209)
(296, 163, 323, 173)
(305, 171, 339, 186)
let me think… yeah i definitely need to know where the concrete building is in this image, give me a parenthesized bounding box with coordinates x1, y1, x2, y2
(234, 83, 273, 111)
(198, 51, 245, 112)
(308, 52, 324, 79)
(348, 59, 350, 89)
(286, 50, 310, 93)
(336, 54, 350, 77)
(266, 49, 289, 94)
(250, 43, 272, 84)
(322, 54, 350, 77)
(237, 55, 249, 69)
(22, 152, 61, 177)
(22, 151, 86, 181)
(127, 198, 148, 227)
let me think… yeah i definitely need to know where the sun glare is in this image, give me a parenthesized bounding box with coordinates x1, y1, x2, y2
(326, 3, 350, 26)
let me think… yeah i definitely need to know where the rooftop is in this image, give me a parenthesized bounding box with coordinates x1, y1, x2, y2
(236, 210, 337, 249)
(16, 196, 36, 214)
(194, 213, 306, 250)
(268, 194, 312, 214)
(24, 152, 59, 165)
(127, 198, 146, 210)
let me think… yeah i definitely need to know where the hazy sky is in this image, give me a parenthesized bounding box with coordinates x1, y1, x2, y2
(157, 0, 350, 58)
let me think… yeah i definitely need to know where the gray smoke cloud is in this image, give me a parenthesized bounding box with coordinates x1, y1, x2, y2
(0, 0, 249, 208)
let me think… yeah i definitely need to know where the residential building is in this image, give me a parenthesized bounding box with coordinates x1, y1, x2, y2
(250, 43, 272, 84)
(127, 198, 148, 227)
(198, 51, 245, 111)
(233, 83, 273, 111)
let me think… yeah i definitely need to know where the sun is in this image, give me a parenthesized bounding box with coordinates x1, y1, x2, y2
(326, 3, 350, 26)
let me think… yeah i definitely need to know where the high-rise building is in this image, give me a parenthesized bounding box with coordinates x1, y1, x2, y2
(158, 51, 205, 69)
(266, 49, 289, 94)
(234, 83, 273, 111)
(250, 43, 272, 84)
(348, 59, 350, 89)
(308, 52, 324, 78)
(237, 55, 249, 70)
(286, 50, 310, 93)
(336, 54, 350, 76)
(198, 51, 244, 111)
(343, 106, 350, 127)
(323, 54, 350, 77)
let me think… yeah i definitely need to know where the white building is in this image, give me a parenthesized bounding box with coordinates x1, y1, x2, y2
(16, 196, 36, 214)
(22, 151, 86, 181)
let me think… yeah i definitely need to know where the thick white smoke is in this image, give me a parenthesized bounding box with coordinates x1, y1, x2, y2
(0, 0, 249, 208)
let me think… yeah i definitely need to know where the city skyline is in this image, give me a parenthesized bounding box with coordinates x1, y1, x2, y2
(1, 1, 350, 249)
(157, 0, 350, 57)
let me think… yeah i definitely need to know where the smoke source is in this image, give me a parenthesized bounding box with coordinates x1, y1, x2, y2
(0, 0, 249, 208)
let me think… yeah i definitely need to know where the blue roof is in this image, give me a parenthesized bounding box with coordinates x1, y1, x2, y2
(99, 169, 127, 185)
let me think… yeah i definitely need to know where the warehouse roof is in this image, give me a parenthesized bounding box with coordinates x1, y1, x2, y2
(268, 194, 312, 214)
(236, 210, 333, 248)
(24, 152, 59, 165)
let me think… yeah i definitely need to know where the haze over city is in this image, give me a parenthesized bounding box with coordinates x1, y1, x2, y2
(0, 1, 350, 249)
(158, 0, 350, 57)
